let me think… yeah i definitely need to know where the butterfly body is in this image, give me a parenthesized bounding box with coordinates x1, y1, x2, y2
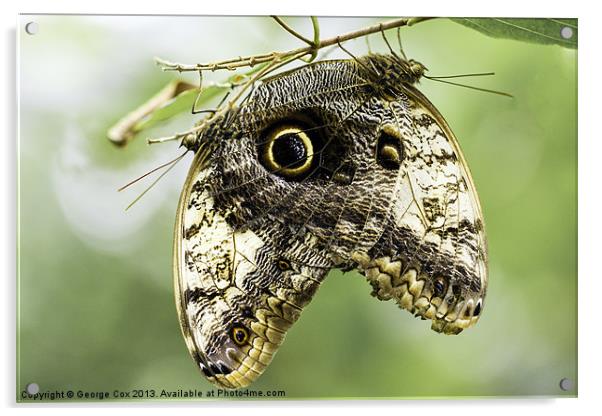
(174, 54, 488, 388)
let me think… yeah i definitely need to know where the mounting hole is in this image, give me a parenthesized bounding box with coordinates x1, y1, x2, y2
(559, 378, 573, 391)
(560, 26, 573, 40)
(25, 22, 39, 35)
(26, 383, 39, 395)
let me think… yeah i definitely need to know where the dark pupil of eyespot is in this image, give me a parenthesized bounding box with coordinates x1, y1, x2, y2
(235, 329, 245, 343)
(434, 281, 445, 296)
(376, 132, 403, 170)
(272, 133, 307, 169)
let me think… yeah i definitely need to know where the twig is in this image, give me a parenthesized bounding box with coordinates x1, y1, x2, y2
(118, 17, 436, 147)
(155, 17, 434, 73)
(303, 16, 320, 62)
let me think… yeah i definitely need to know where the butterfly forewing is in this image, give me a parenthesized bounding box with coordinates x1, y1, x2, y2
(354, 80, 487, 335)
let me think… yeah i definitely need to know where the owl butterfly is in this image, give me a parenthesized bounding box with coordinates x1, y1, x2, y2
(173, 54, 488, 389)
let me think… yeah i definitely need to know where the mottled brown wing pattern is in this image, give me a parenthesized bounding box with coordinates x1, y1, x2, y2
(174, 153, 333, 388)
(351, 81, 487, 335)
(174, 54, 488, 389)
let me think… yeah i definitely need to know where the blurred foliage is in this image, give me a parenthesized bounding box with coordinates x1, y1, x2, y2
(18, 16, 577, 400)
(451, 18, 577, 48)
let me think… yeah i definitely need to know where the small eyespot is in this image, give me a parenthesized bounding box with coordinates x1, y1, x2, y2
(241, 306, 254, 318)
(433, 277, 447, 298)
(231, 325, 249, 346)
(376, 129, 403, 170)
(277, 259, 292, 271)
(331, 161, 356, 185)
(260, 122, 318, 179)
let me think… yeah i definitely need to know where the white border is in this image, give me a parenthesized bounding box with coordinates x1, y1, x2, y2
(2, 1, 599, 415)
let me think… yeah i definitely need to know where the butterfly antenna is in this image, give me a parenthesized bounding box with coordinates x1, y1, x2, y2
(426, 72, 495, 79)
(121, 151, 188, 211)
(425, 76, 513, 98)
(118, 151, 188, 192)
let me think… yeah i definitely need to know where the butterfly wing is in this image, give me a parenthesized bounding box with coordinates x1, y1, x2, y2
(173, 54, 488, 391)
(173, 60, 367, 389)
(350, 69, 488, 335)
(174, 147, 332, 389)
(250, 55, 489, 335)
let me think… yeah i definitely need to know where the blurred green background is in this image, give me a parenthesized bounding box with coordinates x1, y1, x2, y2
(17, 15, 577, 400)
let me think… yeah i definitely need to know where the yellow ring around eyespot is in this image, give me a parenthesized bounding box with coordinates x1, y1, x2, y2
(232, 326, 249, 346)
(264, 125, 314, 177)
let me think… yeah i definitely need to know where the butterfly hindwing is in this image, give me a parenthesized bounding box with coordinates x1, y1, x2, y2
(174, 150, 332, 389)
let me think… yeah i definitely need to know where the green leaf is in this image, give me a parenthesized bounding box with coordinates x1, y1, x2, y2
(450, 18, 577, 49)
(134, 63, 270, 134)
(108, 63, 270, 146)
(132, 86, 203, 132)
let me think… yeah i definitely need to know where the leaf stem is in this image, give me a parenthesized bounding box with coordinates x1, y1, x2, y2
(271, 16, 314, 46)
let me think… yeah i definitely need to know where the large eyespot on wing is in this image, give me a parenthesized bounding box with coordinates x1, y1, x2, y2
(351, 84, 488, 336)
(173, 150, 332, 389)
(258, 119, 325, 181)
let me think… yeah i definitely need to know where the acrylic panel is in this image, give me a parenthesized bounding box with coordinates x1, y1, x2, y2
(17, 15, 577, 401)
